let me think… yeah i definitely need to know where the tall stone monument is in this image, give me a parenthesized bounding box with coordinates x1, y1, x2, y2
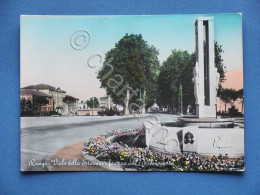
(146, 16, 241, 157)
(193, 17, 219, 118)
(144, 17, 244, 157)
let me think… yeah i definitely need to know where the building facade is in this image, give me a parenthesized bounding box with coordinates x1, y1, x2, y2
(99, 96, 113, 110)
(78, 100, 88, 110)
(20, 88, 54, 112)
(21, 84, 79, 115)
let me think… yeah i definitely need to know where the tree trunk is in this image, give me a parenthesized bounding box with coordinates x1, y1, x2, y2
(141, 90, 146, 115)
(124, 89, 129, 115)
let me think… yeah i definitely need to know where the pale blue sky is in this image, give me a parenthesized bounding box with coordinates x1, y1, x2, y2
(20, 14, 243, 100)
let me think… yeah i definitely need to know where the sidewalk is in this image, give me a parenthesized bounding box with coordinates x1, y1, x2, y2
(47, 141, 106, 171)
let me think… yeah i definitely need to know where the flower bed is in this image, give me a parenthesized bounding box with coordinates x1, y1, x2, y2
(83, 128, 244, 171)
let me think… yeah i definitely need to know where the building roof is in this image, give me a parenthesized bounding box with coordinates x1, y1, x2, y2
(20, 89, 53, 97)
(22, 84, 56, 90)
(100, 96, 109, 100)
(55, 87, 66, 93)
(66, 95, 79, 100)
(22, 84, 66, 92)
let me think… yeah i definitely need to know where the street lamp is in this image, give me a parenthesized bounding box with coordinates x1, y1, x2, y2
(90, 97, 95, 116)
(179, 83, 183, 115)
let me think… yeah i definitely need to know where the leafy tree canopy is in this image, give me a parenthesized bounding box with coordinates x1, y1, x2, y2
(215, 41, 226, 83)
(218, 87, 243, 112)
(157, 50, 195, 110)
(97, 34, 160, 108)
(33, 96, 49, 108)
(63, 96, 76, 105)
(87, 97, 99, 109)
(32, 96, 49, 115)
(219, 88, 239, 104)
(157, 41, 227, 111)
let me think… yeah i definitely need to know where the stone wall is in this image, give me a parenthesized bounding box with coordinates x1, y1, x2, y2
(78, 109, 102, 116)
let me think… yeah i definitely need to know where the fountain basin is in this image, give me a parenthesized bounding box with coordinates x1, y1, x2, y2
(160, 115, 235, 128)
(177, 116, 235, 128)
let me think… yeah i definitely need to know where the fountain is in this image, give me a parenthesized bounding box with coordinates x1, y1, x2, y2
(145, 17, 244, 158)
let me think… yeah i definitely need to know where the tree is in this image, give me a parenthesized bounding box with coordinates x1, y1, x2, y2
(63, 96, 76, 104)
(157, 42, 226, 113)
(97, 34, 160, 112)
(215, 41, 226, 83)
(33, 96, 49, 115)
(25, 99, 33, 112)
(87, 97, 99, 108)
(157, 50, 195, 111)
(228, 105, 239, 116)
(237, 89, 244, 113)
(63, 96, 76, 114)
(218, 88, 238, 114)
(20, 98, 26, 114)
(21, 98, 34, 116)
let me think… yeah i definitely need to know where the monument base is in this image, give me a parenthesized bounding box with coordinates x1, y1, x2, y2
(196, 104, 216, 118)
(146, 125, 244, 158)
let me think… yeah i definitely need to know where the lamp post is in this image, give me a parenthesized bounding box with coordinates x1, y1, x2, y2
(91, 97, 94, 116)
(179, 83, 183, 115)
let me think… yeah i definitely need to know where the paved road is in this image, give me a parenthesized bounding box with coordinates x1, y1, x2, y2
(21, 113, 177, 171)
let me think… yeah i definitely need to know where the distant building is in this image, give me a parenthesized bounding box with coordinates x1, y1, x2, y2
(63, 95, 79, 115)
(99, 96, 124, 112)
(78, 100, 88, 110)
(77, 100, 102, 116)
(21, 84, 79, 115)
(99, 96, 113, 110)
(20, 88, 53, 112)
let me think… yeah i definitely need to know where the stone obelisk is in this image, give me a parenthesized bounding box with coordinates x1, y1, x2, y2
(193, 17, 219, 118)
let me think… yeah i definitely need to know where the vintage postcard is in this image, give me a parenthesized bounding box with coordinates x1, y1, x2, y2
(20, 14, 244, 172)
